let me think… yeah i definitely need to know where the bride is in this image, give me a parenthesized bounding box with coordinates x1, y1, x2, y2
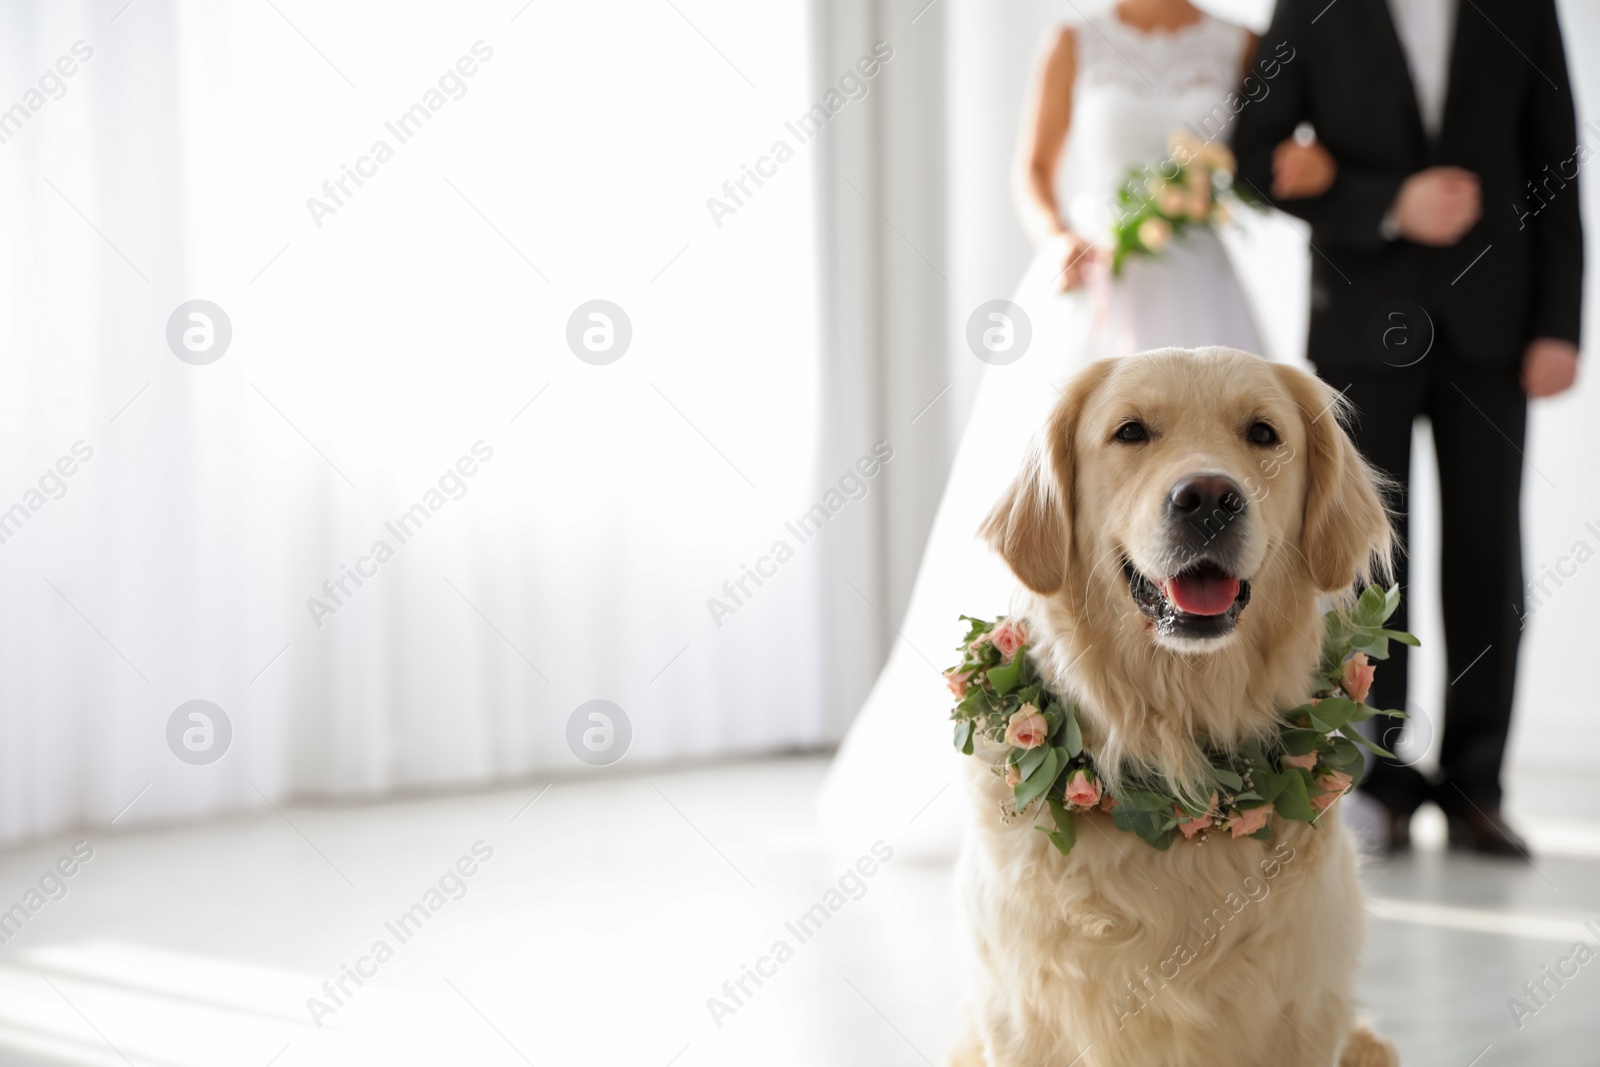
(821, 0, 1268, 854)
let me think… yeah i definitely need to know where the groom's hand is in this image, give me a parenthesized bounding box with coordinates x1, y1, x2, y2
(1271, 139, 1337, 200)
(1393, 167, 1480, 246)
(1522, 338, 1579, 398)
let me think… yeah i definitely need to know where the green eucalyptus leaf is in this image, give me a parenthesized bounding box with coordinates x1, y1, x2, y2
(987, 655, 1026, 696)
(1026, 746, 1057, 782)
(1321, 612, 1351, 653)
(1345, 702, 1379, 722)
(958, 615, 992, 647)
(1357, 584, 1387, 626)
(1043, 797, 1077, 855)
(1307, 698, 1357, 730)
(1038, 825, 1073, 855)
(1018, 744, 1049, 780)
(1326, 735, 1363, 770)
(958, 685, 993, 716)
(1211, 767, 1245, 791)
(1281, 728, 1322, 755)
(953, 720, 973, 754)
(1120, 787, 1174, 813)
(1273, 769, 1315, 822)
(1014, 748, 1059, 809)
(1111, 802, 1176, 849)
(1254, 770, 1289, 804)
(1111, 803, 1141, 835)
(1064, 706, 1084, 758)
(1352, 638, 1391, 662)
(1345, 728, 1396, 759)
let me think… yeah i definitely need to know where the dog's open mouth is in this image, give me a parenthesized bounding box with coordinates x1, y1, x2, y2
(1124, 558, 1252, 640)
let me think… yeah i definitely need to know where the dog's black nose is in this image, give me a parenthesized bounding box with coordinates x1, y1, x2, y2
(1169, 474, 1246, 517)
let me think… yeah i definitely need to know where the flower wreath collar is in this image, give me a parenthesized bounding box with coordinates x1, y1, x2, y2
(946, 586, 1416, 854)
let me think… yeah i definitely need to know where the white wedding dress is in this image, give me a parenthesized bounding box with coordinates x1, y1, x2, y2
(820, 12, 1264, 857)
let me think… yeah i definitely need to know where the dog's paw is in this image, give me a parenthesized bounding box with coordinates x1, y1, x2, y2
(1340, 1026, 1398, 1067)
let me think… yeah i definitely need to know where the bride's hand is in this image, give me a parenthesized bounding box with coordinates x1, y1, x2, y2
(1049, 231, 1101, 291)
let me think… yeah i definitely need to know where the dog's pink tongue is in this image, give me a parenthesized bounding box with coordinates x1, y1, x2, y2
(1165, 572, 1241, 616)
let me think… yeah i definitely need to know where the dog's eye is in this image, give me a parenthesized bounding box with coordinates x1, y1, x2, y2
(1247, 422, 1278, 446)
(1113, 421, 1148, 443)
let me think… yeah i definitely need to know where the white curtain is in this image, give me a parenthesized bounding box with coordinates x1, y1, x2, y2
(0, 0, 851, 847)
(805, 0, 958, 734)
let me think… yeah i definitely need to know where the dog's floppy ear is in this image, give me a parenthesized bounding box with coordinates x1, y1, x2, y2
(981, 360, 1112, 595)
(1272, 363, 1394, 593)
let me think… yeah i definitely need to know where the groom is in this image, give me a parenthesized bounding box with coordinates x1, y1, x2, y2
(1233, 0, 1583, 855)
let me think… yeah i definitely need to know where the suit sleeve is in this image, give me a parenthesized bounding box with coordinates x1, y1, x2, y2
(1524, 0, 1584, 347)
(1230, 2, 1304, 206)
(1231, 1, 1404, 251)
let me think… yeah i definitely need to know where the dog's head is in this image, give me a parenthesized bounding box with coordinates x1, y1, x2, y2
(983, 347, 1391, 656)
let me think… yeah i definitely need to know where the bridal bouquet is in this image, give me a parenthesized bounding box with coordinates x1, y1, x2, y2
(946, 586, 1416, 855)
(1108, 132, 1241, 276)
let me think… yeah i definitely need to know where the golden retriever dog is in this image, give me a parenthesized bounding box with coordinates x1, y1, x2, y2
(950, 347, 1397, 1067)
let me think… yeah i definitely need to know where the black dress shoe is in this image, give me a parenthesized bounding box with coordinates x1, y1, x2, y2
(1446, 807, 1531, 859)
(1358, 786, 1416, 855)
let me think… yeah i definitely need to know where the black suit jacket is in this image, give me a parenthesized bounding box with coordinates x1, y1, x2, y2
(1232, 0, 1583, 371)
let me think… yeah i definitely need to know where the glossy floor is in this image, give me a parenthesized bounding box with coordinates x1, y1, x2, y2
(0, 757, 1594, 1066)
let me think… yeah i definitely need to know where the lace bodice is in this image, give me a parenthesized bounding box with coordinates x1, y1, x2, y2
(1073, 12, 1246, 97)
(1057, 13, 1250, 239)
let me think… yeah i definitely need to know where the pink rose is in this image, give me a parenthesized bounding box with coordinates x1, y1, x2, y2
(1005, 763, 1022, 788)
(1156, 184, 1187, 216)
(1063, 769, 1102, 809)
(1281, 751, 1318, 771)
(1311, 770, 1353, 811)
(1138, 216, 1172, 251)
(1003, 705, 1049, 750)
(944, 668, 971, 698)
(1342, 652, 1376, 705)
(1229, 805, 1272, 839)
(1176, 791, 1219, 839)
(989, 620, 1027, 663)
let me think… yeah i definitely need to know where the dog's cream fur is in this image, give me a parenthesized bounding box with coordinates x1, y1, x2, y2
(952, 348, 1398, 1067)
